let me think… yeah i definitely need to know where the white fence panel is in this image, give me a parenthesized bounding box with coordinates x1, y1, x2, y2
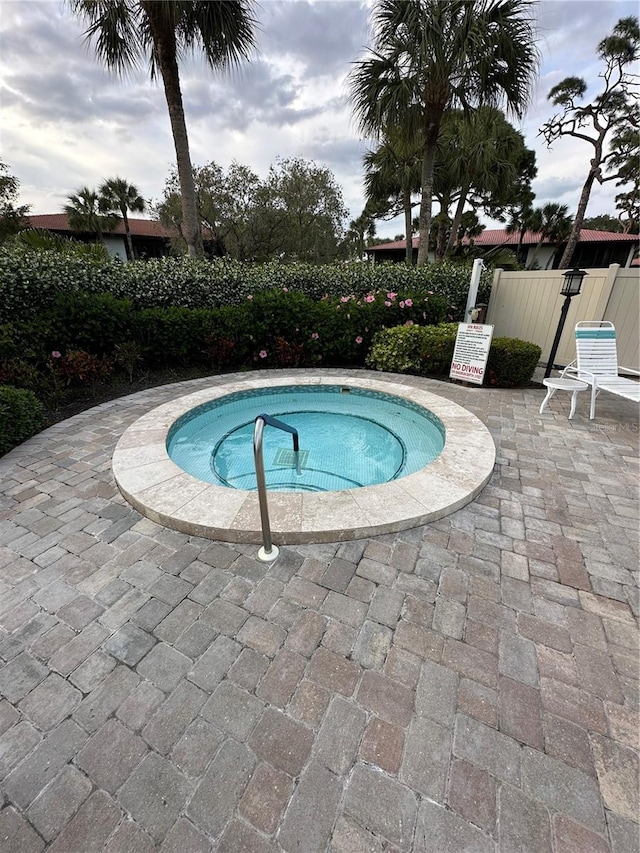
(485, 265, 639, 370)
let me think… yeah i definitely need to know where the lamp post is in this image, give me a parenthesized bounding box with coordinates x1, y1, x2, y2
(544, 268, 587, 379)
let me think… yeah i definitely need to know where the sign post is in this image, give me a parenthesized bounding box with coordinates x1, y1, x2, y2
(449, 323, 494, 385)
(464, 258, 485, 323)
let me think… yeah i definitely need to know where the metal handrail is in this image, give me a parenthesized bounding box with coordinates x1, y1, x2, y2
(253, 414, 300, 562)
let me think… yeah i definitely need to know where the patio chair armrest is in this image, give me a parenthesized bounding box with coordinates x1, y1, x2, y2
(618, 366, 640, 377)
(562, 365, 598, 386)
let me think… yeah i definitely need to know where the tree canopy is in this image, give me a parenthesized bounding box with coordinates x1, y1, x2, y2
(70, 0, 257, 258)
(433, 107, 536, 259)
(539, 16, 639, 266)
(0, 160, 30, 243)
(362, 119, 422, 263)
(349, 0, 539, 265)
(155, 157, 347, 263)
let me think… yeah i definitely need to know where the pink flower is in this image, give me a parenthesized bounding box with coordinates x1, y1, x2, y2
(355, 336, 363, 344)
(311, 332, 319, 340)
(259, 350, 267, 359)
(386, 292, 397, 300)
(340, 296, 350, 303)
(405, 320, 414, 326)
(399, 301, 405, 309)
(384, 301, 391, 307)
(282, 287, 289, 292)
(51, 351, 61, 358)
(365, 294, 375, 303)
(405, 298, 413, 307)
(427, 290, 434, 295)
(247, 294, 253, 300)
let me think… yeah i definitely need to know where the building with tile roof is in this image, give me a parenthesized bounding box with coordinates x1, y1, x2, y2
(27, 214, 176, 260)
(365, 228, 639, 269)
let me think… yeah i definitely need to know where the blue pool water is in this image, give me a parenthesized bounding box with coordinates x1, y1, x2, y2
(167, 385, 445, 492)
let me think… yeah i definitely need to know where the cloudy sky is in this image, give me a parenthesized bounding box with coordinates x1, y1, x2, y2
(1, 0, 637, 237)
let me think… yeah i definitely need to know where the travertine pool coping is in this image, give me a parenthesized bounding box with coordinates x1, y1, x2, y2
(112, 373, 496, 544)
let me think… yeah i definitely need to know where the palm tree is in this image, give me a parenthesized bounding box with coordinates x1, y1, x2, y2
(345, 209, 377, 260)
(64, 187, 118, 243)
(525, 203, 573, 270)
(505, 202, 533, 266)
(70, 1, 257, 258)
(99, 177, 145, 260)
(439, 108, 526, 258)
(349, 0, 539, 266)
(363, 120, 422, 263)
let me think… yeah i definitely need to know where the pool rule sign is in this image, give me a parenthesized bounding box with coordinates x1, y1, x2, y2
(449, 323, 494, 385)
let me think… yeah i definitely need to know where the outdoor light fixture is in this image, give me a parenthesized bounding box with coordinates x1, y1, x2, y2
(544, 268, 588, 379)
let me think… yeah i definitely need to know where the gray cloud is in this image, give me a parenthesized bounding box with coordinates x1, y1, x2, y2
(180, 59, 328, 130)
(305, 135, 366, 173)
(2, 66, 162, 126)
(258, 0, 369, 78)
(2, 0, 637, 229)
(533, 175, 585, 204)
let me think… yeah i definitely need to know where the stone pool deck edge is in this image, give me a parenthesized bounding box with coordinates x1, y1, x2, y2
(112, 373, 496, 544)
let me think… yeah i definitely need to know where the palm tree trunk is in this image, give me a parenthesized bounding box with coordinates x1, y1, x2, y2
(144, 6, 203, 258)
(417, 109, 443, 267)
(160, 62, 203, 258)
(444, 183, 469, 258)
(122, 209, 134, 261)
(559, 170, 596, 269)
(403, 188, 413, 264)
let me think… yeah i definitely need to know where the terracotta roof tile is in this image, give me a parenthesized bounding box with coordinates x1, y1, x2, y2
(28, 214, 173, 239)
(366, 229, 639, 252)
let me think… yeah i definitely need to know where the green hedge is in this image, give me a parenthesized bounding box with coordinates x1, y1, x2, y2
(367, 324, 541, 387)
(485, 337, 542, 387)
(1, 288, 448, 371)
(366, 323, 459, 376)
(0, 246, 492, 323)
(0, 386, 46, 455)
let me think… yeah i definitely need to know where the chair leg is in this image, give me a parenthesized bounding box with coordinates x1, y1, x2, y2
(590, 386, 596, 420)
(569, 390, 579, 419)
(539, 387, 555, 414)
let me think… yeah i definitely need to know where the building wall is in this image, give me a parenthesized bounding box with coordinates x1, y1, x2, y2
(485, 264, 640, 370)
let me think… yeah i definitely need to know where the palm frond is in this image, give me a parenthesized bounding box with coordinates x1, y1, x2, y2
(69, 0, 145, 73)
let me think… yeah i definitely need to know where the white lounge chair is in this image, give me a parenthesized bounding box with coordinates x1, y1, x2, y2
(561, 321, 640, 419)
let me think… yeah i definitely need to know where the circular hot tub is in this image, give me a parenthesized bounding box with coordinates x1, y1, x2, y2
(166, 385, 445, 492)
(112, 372, 495, 544)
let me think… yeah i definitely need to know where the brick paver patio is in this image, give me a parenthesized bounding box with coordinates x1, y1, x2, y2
(0, 369, 638, 852)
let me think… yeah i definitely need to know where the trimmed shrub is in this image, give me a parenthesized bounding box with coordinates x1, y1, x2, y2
(367, 325, 540, 387)
(485, 337, 542, 387)
(126, 289, 448, 371)
(0, 386, 46, 455)
(46, 292, 133, 356)
(0, 246, 120, 323)
(0, 246, 492, 322)
(366, 324, 458, 375)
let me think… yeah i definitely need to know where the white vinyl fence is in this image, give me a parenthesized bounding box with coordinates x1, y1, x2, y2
(485, 264, 639, 371)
